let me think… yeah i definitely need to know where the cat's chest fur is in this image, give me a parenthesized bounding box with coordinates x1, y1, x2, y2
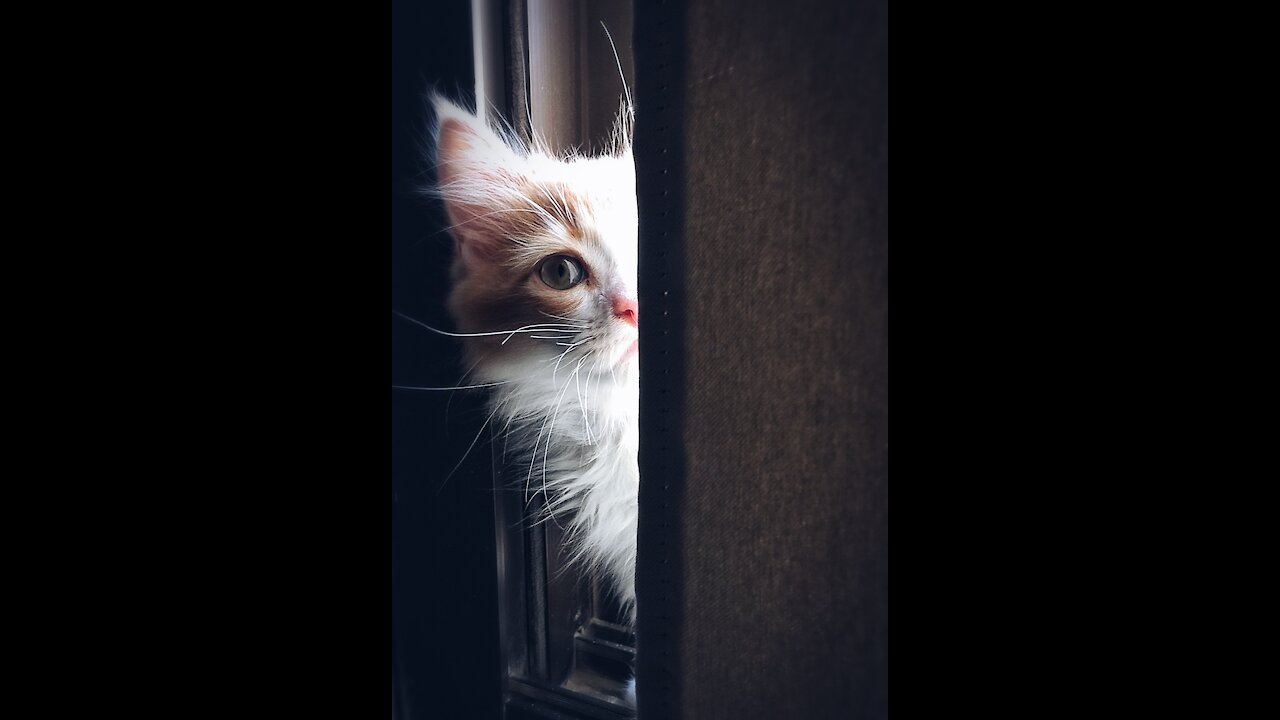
(481, 352, 639, 610)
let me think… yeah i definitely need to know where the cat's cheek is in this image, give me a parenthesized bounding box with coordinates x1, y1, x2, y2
(526, 284, 587, 320)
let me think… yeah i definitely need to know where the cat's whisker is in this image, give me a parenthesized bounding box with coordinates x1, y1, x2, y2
(576, 350, 597, 444)
(600, 21, 634, 125)
(595, 360, 610, 439)
(392, 381, 509, 391)
(544, 357, 583, 473)
(555, 338, 592, 348)
(501, 323, 583, 345)
(527, 350, 584, 504)
(539, 311, 585, 324)
(552, 337, 595, 376)
(395, 310, 581, 340)
(526, 414, 556, 507)
(513, 192, 563, 229)
(540, 354, 591, 520)
(575, 364, 589, 443)
(436, 403, 501, 495)
(496, 403, 521, 465)
(447, 359, 486, 419)
(435, 205, 548, 235)
(526, 376, 568, 505)
(551, 348, 572, 382)
(538, 187, 569, 224)
(551, 340, 580, 367)
(552, 185, 573, 225)
(585, 351, 608, 444)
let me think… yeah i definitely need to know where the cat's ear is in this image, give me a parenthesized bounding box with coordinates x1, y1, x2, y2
(432, 96, 533, 265)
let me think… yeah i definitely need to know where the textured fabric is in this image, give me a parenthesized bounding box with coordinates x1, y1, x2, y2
(635, 1, 887, 718)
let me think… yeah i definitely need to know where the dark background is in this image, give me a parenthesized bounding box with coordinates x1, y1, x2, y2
(392, 2, 505, 719)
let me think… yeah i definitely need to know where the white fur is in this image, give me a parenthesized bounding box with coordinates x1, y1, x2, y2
(479, 342, 639, 614)
(433, 96, 641, 617)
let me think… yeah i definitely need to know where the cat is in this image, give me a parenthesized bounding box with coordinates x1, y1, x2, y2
(430, 95, 640, 699)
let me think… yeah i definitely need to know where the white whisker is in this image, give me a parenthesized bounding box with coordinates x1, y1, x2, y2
(539, 311, 586, 324)
(600, 22, 633, 115)
(394, 310, 580, 341)
(436, 403, 500, 495)
(436, 206, 545, 235)
(500, 323, 582, 344)
(540, 354, 589, 517)
(447, 359, 485, 419)
(552, 337, 594, 376)
(393, 381, 509, 391)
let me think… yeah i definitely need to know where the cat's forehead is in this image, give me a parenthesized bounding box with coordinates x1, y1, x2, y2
(525, 152, 635, 198)
(526, 153, 637, 282)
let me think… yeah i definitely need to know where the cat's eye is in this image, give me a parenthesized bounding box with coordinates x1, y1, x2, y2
(538, 255, 586, 290)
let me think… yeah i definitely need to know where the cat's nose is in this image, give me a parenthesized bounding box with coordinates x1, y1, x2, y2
(612, 295, 638, 327)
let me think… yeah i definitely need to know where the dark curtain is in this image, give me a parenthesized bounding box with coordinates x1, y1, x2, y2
(634, 1, 888, 718)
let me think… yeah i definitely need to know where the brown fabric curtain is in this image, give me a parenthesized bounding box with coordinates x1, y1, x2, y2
(634, 1, 888, 718)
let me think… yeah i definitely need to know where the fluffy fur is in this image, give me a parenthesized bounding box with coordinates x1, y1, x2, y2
(432, 96, 640, 617)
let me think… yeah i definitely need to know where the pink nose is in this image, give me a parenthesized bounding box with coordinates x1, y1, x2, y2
(613, 296, 638, 327)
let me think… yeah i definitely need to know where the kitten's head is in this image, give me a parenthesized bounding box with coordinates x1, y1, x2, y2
(432, 97, 638, 373)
